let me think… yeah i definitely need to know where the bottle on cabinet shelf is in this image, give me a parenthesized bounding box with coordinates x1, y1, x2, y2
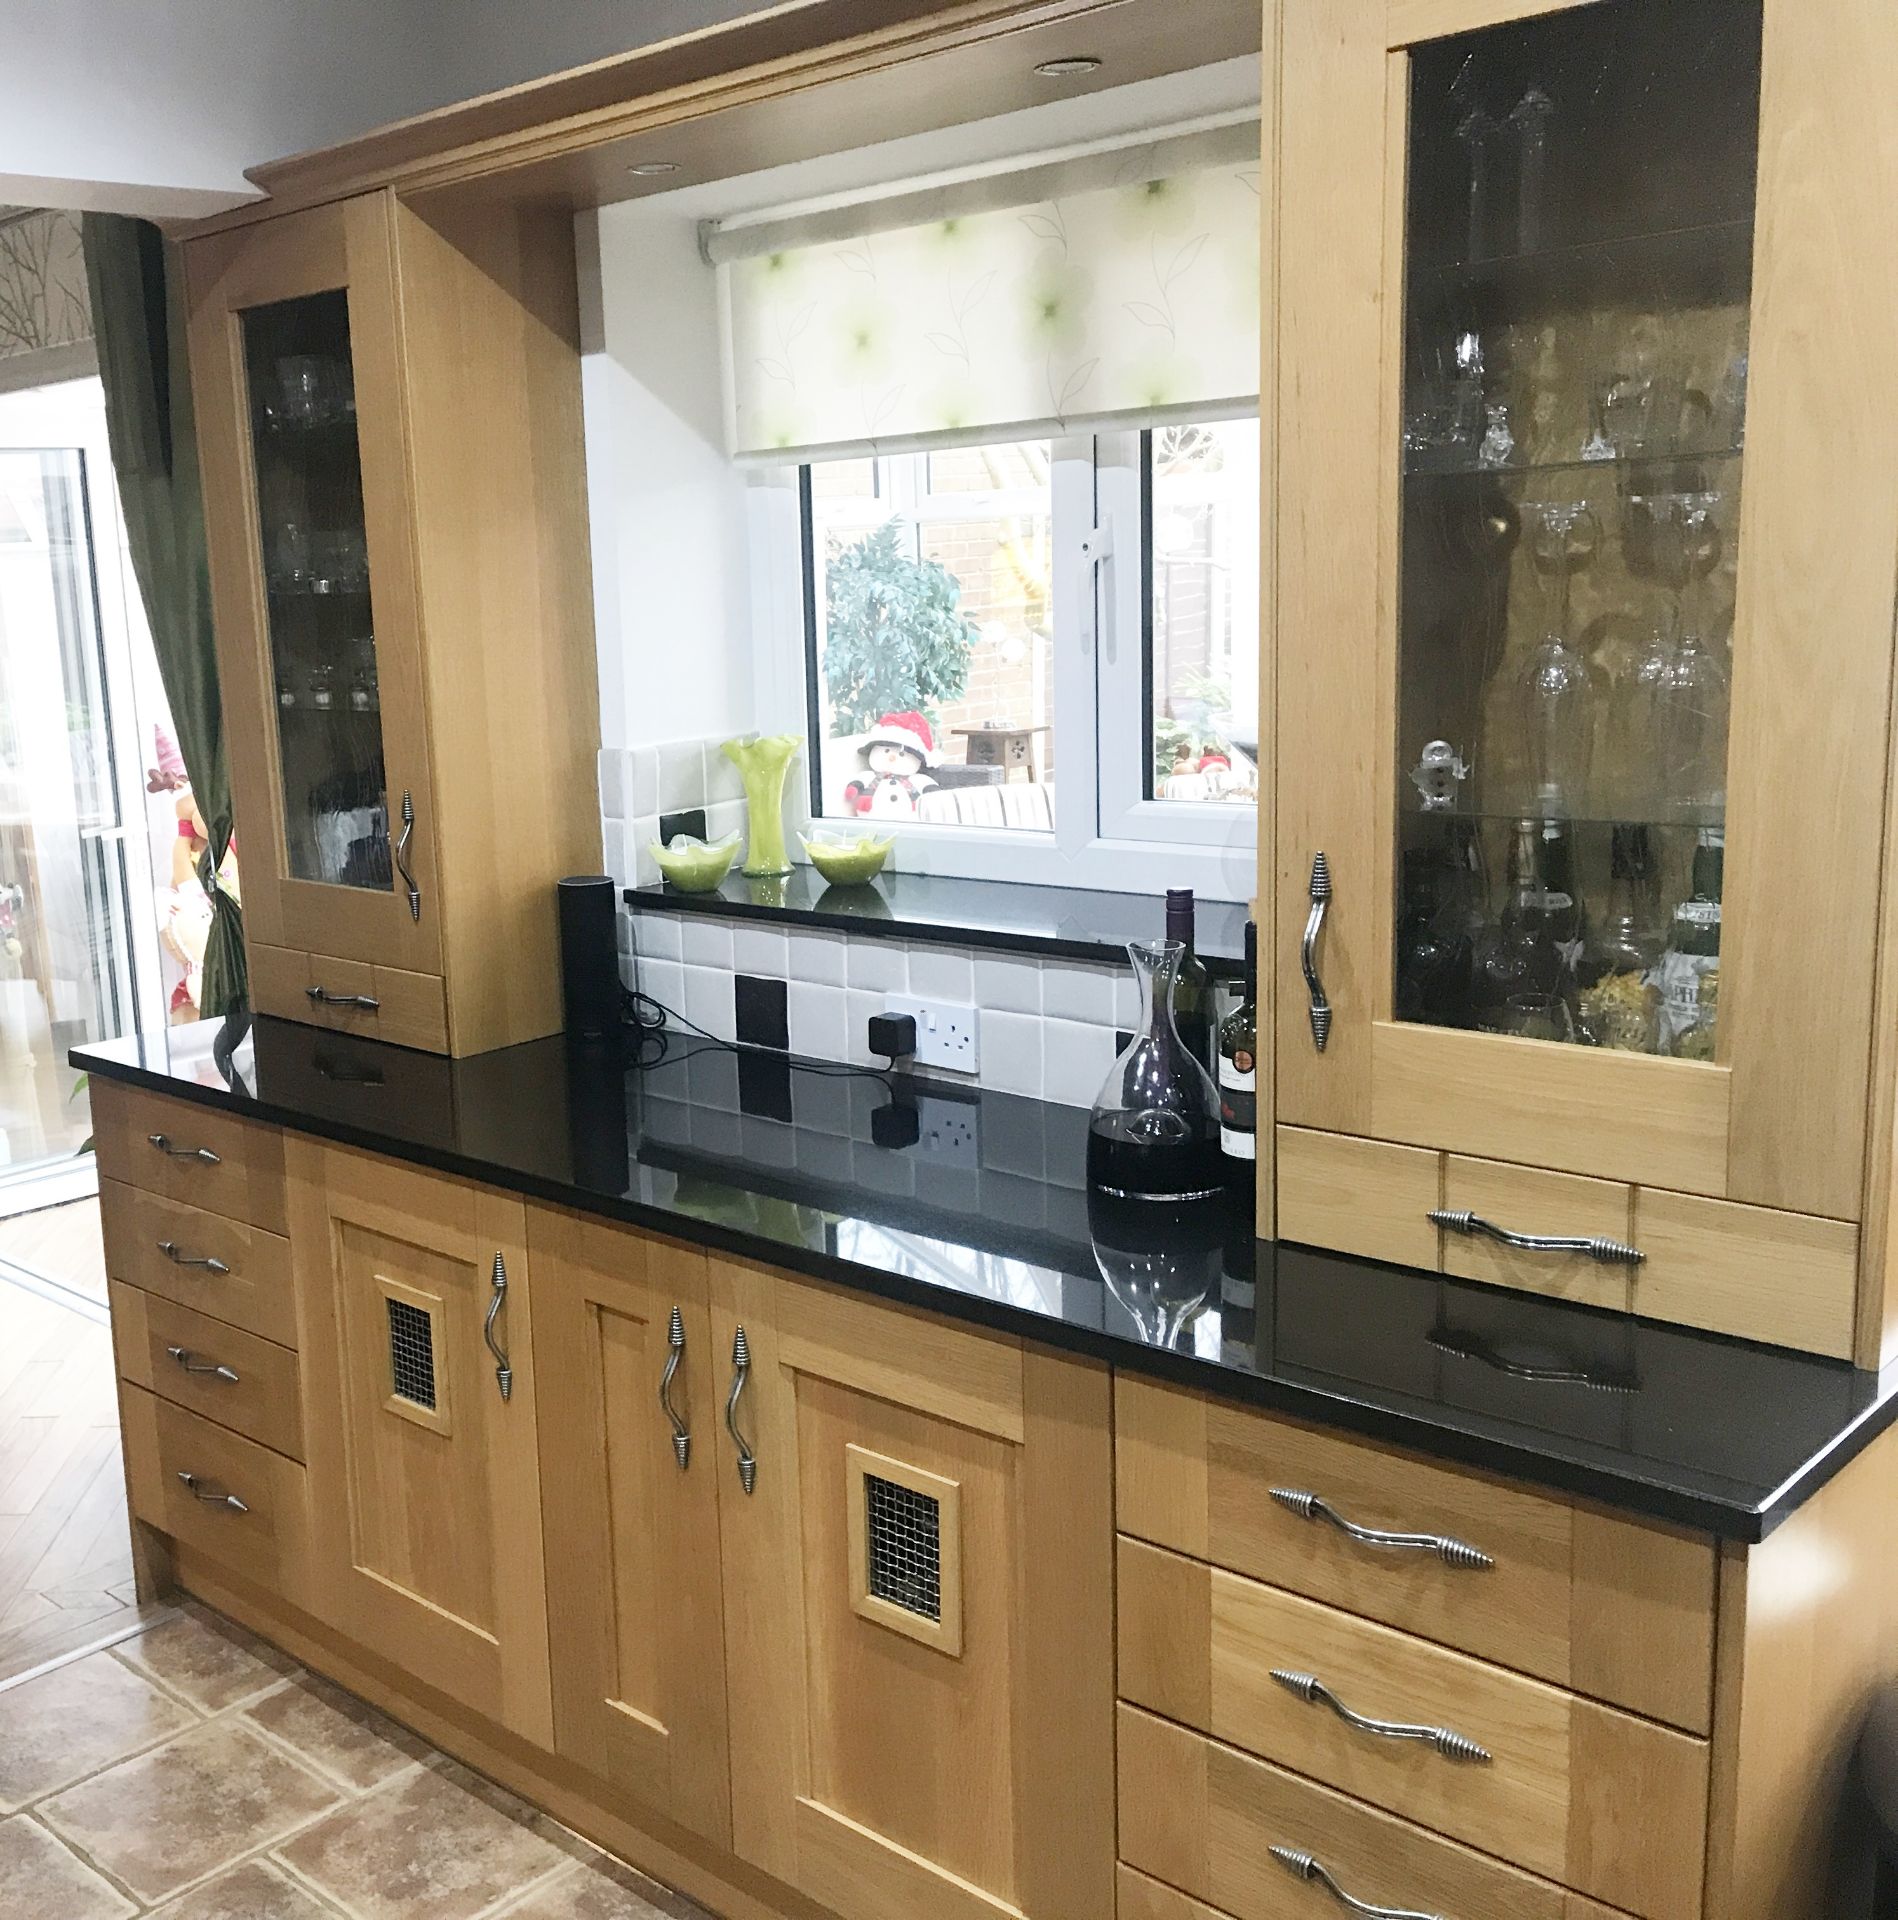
(1472, 816, 1575, 1039)
(1217, 922, 1258, 1173)
(1575, 824, 1663, 1051)
(1656, 826, 1723, 1059)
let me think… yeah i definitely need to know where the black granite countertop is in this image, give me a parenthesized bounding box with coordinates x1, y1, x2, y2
(74, 1015, 1898, 1541)
(625, 868, 1249, 975)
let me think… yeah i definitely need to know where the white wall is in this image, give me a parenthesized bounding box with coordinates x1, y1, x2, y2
(580, 204, 758, 754)
(0, 0, 770, 214)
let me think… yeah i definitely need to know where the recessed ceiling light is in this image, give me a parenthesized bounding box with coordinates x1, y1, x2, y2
(1035, 56, 1102, 77)
(627, 161, 680, 177)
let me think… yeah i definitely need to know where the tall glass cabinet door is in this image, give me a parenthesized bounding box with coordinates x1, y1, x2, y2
(189, 197, 441, 980)
(1276, 0, 1898, 1226)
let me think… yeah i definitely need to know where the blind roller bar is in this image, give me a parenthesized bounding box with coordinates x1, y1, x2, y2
(701, 118, 1259, 266)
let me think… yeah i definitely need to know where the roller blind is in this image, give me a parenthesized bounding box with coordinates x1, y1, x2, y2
(715, 122, 1261, 463)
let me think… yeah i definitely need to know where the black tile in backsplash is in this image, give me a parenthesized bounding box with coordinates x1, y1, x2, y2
(658, 806, 709, 844)
(734, 974, 788, 1050)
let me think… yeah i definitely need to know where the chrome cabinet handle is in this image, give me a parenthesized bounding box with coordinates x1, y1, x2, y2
(166, 1345, 239, 1385)
(1269, 1848, 1444, 1920)
(1302, 852, 1332, 1051)
(147, 1132, 221, 1165)
(1270, 1669, 1492, 1764)
(726, 1326, 757, 1495)
(1430, 1208, 1644, 1267)
(156, 1240, 230, 1276)
(306, 985, 380, 1011)
(1269, 1488, 1493, 1570)
(175, 1471, 248, 1513)
(484, 1252, 513, 1402)
(659, 1304, 690, 1468)
(394, 789, 420, 921)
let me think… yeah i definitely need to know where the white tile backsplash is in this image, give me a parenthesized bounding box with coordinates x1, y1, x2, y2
(604, 738, 1198, 1107)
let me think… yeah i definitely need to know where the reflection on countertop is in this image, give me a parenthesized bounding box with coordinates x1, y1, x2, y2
(75, 1013, 1898, 1540)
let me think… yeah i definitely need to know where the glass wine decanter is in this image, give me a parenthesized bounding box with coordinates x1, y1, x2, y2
(1515, 501, 1602, 818)
(1087, 939, 1224, 1201)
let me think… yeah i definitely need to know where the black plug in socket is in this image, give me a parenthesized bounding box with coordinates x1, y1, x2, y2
(867, 1011, 917, 1061)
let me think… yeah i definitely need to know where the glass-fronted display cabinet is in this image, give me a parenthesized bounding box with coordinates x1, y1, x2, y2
(189, 198, 445, 1007)
(1274, 0, 1898, 1356)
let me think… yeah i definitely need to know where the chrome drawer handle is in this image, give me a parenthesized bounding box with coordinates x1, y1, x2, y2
(1269, 1488, 1493, 1570)
(1430, 1208, 1644, 1266)
(484, 1252, 513, 1402)
(147, 1132, 221, 1165)
(306, 985, 380, 1011)
(175, 1471, 248, 1513)
(166, 1345, 239, 1385)
(1270, 1669, 1492, 1764)
(394, 789, 421, 921)
(659, 1305, 690, 1468)
(1302, 852, 1332, 1051)
(156, 1240, 231, 1276)
(1270, 1848, 1444, 1920)
(726, 1326, 757, 1495)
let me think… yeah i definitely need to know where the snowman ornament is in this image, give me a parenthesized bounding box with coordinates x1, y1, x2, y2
(843, 710, 939, 820)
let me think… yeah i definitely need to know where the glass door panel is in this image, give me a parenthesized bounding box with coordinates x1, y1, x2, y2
(1394, 0, 1761, 1060)
(241, 291, 392, 894)
(0, 447, 139, 1171)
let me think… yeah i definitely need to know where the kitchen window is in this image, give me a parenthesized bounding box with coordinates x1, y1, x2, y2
(767, 415, 1258, 896)
(717, 119, 1262, 896)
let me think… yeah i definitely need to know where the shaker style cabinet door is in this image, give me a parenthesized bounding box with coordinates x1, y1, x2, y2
(1273, 0, 1898, 1338)
(528, 1208, 732, 1846)
(187, 195, 442, 981)
(289, 1140, 552, 1746)
(709, 1261, 1115, 1920)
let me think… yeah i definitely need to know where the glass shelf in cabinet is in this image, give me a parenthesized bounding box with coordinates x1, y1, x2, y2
(1399, 803, 1727, 833)
(1403, 444, 1744, 484)
(1408, 215, 1756, 292)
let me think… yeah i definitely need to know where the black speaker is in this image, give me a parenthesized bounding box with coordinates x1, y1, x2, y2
(557, 875, 621, 1045)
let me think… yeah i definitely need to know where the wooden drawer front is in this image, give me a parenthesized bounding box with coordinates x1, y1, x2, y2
(1118, 1706, 1633, 1920)
(100, 1179, 298, 1349)
(92, 1080, 287, 1233)
(1118, 1864, 1233, 1920)
(1631, 1188, 1858, 1359)
(120, 1383, 307, 1599)
(251, 942, 450, 1054)
(1118, 1540, 1707, 1918)
(1116, 1377, 1715, 1732)
(1276, 1128, 1441, 1269)
(1439, 1157, 1635, 1312)
(110, 1281, 303, 1460)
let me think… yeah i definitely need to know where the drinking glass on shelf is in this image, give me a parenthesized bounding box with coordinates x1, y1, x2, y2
(1656, 492, 1729, 817)
(1516, 501, 1602, 816)
(307, 664, 336, 711)
(348, 635, 379, 712)
(268, 520, 310, 592)
(309, 528, 368, 595)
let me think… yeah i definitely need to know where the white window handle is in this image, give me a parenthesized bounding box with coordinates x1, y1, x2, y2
(1079, 521, 1114, 657)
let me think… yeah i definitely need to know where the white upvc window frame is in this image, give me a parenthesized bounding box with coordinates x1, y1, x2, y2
(748, 420, 1259, 903)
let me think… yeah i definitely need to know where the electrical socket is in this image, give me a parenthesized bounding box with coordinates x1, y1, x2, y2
(885, 994, 980, 1075)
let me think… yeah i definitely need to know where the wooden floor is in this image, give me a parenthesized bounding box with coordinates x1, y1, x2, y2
(0, 1197, 109, 1307)
(0, 1247, 142, 1687)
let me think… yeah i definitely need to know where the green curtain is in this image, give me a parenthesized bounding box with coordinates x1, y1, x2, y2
(82, 214, 246, 1016)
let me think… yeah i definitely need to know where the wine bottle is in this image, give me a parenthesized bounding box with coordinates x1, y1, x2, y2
(1656, 827, 1723, 1059)
(1575, 824, 1661, 1051)
(1166, 888, 1214, 1067)
(1471, 817, 1569, 1028)
(1217, 922, 1259, 1170)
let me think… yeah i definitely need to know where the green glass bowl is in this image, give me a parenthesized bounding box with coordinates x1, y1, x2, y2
(799, 830, 893, 887)
(651, 831, 741, 893)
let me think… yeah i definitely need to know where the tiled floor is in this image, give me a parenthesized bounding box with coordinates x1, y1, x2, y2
(0, 1604, 715, 1920)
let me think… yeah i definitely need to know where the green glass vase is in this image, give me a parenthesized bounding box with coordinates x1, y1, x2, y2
(722, 732, 802, 877)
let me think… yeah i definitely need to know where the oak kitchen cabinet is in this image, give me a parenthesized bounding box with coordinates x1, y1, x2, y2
(283, 1146, 1115, 1920)
(1270, 0, 1898, 1366)
(186, 190, 601, 1057)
